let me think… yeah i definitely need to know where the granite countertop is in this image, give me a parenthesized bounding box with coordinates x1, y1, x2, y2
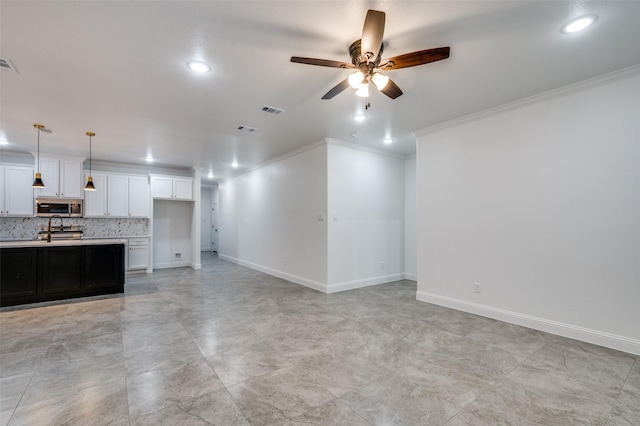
(83, 235, 150, 239)
(0, 239, 127, 248)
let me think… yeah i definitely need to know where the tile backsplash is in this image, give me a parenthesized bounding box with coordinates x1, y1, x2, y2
(0, 217, 149, 240)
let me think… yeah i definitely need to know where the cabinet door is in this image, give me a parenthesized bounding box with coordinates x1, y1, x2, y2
(128, 176, 150, 217)
(150, 176, 173, 199)
(60, 160, 83, 198)
(40, 246, 84, 295)
(174, 178, 193, 200)
(128, 244, 149, 270)
(4, 166, 34, 216)
(107, 175, 128, 217)
(85, 245, 124, 290)
(35, 158, 60, 197)
(0, 166, 4, 214)
(0, 248, 38, 305)
(84, 173, 108, 217)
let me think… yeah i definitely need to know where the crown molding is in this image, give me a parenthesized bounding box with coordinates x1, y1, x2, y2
(414, 64, 640, 138)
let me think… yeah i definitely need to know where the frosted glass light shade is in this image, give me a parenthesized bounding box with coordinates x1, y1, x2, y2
(371, 72, 389, 90)
(348, 71, 365, 89)
(355, 83, 369, 97)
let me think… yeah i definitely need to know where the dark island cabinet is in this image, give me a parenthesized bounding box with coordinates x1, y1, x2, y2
(1, 244, 124, 307)
(40, 246, 85, 295)
(1, 248, 38, 304)
(85, 245, 125, 291)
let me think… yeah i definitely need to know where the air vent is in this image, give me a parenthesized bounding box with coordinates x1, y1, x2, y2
(0, 58, 18, 73)
(261, 105, 285, 115)
(236, 125, 256, 132)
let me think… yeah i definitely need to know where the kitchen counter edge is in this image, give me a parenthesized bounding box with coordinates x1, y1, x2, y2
(0, 239, 127, 248)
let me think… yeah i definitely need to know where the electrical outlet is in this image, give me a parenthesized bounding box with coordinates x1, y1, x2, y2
(474, 283, 481, 293)
(174, 252, 182, 259)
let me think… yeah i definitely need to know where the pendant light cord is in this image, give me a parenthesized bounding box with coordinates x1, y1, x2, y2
(36, 127, 40, 173)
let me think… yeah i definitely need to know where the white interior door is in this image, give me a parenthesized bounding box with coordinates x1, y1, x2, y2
(200, 187, 212, 251)
(211, 202, 218, 253)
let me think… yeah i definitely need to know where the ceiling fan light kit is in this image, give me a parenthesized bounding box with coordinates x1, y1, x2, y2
(291, 9, 450, 102)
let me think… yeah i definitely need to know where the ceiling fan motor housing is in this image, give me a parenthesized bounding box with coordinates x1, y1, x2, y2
(349, 39, 384, 67)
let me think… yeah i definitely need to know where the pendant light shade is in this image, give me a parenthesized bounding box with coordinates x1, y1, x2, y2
(84, 131, 96, 191)
(32, 124, 46, 188)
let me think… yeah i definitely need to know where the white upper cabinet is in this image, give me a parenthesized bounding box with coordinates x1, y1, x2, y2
(150, 175, 193, 201)
(83, 173, 107, 217)
(34, 155, 84, 198)
(128, 176, 150, 217)
(173, 177, 193, 200)
(150, 176, 173, 199)
(84, 172, 150, 218)
(107, 175, 128, 217)
(1, 165, 34, 216)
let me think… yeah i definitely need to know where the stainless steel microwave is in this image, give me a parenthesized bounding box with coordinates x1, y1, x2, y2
(35, 198, 83, 217)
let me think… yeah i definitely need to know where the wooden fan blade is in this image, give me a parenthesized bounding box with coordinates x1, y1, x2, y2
(381, 47, 450, 70)
(380, 78, 403, 99)
(361, 10, 385, 62)
(322, 79, 350, 99)
(290, 57, 354, 69)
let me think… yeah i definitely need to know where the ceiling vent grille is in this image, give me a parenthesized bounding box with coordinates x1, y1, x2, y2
(0, 58, 18, 73)
(236, 125, 256, 132)
(261, 105, 285, 115)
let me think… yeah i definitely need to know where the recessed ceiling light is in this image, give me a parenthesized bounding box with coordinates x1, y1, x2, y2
(145, 155, 154, 162)
(562, 15, 597, 33)
(353, 114, 366, 122)
(383, 138, 393, 144)
(187, 60, 211, 73)
(231, 161, 238, 168)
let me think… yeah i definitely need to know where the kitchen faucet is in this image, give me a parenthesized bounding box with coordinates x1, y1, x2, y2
(46, 215, 64, 243)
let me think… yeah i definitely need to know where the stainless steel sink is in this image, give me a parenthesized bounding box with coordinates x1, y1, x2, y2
(37, 226, 84, 241)
(36, 232, 83, 241)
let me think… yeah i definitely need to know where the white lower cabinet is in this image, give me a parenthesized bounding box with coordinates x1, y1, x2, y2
(127, 237, 149, 271)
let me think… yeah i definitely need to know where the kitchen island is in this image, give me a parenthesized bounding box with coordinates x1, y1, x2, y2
(0, 239, 126, 307)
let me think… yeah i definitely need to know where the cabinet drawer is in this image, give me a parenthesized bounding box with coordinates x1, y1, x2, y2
(129, 238, 148, 246)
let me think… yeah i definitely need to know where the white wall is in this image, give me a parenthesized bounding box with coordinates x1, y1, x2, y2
(218, 142, 328, 290)
(404, 155, 417, 280)
(153, 200, 194, 269)
(327, 141, 405, 291)
(415, 69, 640, 355)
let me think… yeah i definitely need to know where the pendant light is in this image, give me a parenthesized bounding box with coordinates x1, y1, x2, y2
(84, 131, 96, 191)
(32, 124, 46, 188)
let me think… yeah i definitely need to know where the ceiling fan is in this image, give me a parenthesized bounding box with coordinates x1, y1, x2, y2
(291, 10, 450, 101)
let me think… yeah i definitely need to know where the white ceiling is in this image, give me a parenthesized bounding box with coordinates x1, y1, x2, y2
(2, 1, 640, 181)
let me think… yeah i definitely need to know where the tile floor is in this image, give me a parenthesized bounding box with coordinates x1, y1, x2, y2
(1, 252, 638, 425)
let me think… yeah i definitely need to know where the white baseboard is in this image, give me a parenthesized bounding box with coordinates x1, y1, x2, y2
(153, 260, 191, 270)
(404, 273, 417, 281)
(326, 273, 405, 293)
(218, 254, 328, 293)
(218, 254, 409, 294)
(416, 291, 640, 356)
